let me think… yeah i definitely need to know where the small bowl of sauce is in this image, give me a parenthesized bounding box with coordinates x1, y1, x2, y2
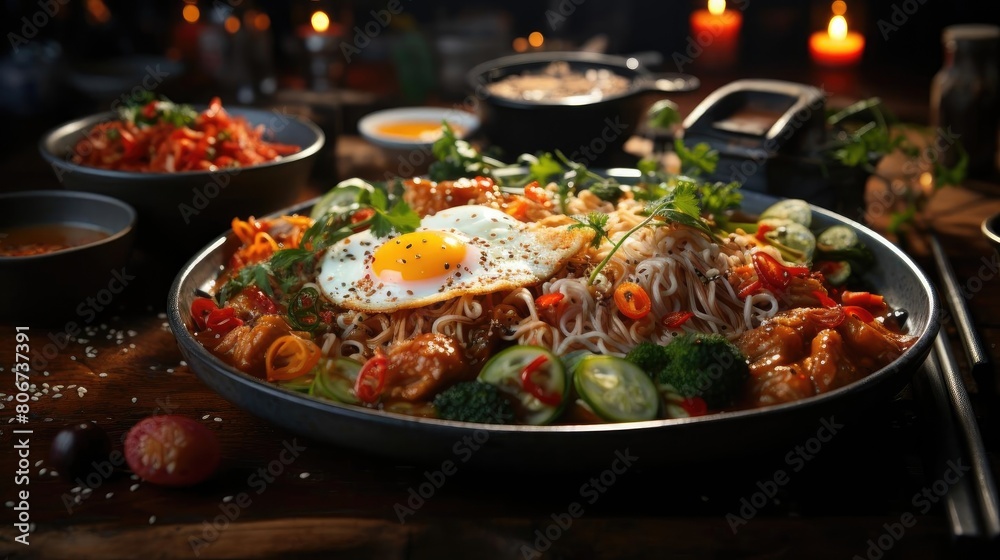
(0, 190, 135, 324)
(359, 107, 479, 151)
(0, 223, 112, 257)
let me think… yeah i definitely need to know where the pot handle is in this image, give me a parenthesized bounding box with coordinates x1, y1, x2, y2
(633, 73, 700, 94)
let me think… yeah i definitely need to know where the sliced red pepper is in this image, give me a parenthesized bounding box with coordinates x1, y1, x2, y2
(661, 310, 695, 330)
(737, 278, 762, 299)
(519, 354, 562, 407)
(841, 291, 885, 308)
(843, 306, 875, 323)
(614, 282, 652, 320)
(679, 396, 708, 417)
(205, 307, 244, 334)
(811, 290, 838, 309)
(141, 101, 158, 120)
(244, 286, 277, 315)
(191, 297, 217, 330)
(354, 351, 388, 403)
(534, 292, 565, 310)
(752, 252, 809, 292)
(755, 223, 774, 242)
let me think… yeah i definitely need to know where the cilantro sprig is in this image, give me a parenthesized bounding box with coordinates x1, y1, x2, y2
(570, 183, 711, 285)
(216, 181, 420, 306)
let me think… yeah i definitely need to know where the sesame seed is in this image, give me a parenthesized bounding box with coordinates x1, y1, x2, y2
(299, 472, 310, 479)
(131, 397, 137, 404)
(223, 496, 233, 503)
(148, 516, 156, 525)
(130, 484, 140, 491)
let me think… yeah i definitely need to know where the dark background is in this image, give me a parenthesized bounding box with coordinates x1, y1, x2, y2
(1, 0, 998, 186)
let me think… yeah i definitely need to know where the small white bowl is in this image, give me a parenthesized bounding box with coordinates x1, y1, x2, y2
(358, 107, 479, 150)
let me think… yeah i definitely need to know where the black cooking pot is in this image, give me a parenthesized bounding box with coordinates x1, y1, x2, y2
(467, 52, 699, 162)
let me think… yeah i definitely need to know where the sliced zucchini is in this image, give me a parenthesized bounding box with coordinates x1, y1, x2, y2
(817, 225, 859, 252)
(309, 357, 362, 404)
(478, 345, 567, 425)
(573, 355, 660, 423)
(760, 199, 812, 227)
(821, 260, 852, 286)
(276, 373, 315, 394)
(767, 221, 816, 262)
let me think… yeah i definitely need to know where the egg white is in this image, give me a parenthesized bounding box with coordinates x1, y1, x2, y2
(317, 205, 588, 313)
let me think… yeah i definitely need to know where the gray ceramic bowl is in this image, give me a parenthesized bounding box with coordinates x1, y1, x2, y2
(39, 106, 324, 254)
(0, 190, 135, 325)
(168, 191, 939, 469)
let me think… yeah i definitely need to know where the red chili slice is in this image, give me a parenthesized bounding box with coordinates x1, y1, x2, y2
(737, 278, 762, 299)
(679, 396, 708, 417)
(661, 310, 695, 330)
(519, 354, 562, 407)
(205, 307, 244, 334)
(535, 292, 565, 310)
(191, 297, 218, 330)
(755, 223, 774, 242)
(355, 352, 388, 403)
(843, 306, 875, 323)
(811, 290, 838, 309)
(245, 286, 277, 314)
(752, 252, 810, 291)
(841, 291, 885, 309)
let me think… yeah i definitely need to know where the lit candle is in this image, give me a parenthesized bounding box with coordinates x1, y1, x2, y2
(809, 2, 865, 67)
(689, 0, 743, 69)
(298, 10, 340, 92)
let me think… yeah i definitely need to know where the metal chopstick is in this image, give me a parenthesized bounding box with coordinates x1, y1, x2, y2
(914, 349, 985, 538)
(933, 331, 1000, 539)
(929, 232, 991, 378)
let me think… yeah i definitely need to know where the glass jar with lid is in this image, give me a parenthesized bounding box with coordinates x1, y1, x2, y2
(930, 24, 999, 179)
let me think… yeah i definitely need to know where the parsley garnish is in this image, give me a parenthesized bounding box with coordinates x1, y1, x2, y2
(572, 183, 711, 285)
(428, 122, 506, 181)
(216, 184, 420, 306)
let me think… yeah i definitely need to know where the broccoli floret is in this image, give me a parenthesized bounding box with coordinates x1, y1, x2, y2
(432, 381, 514, 424)
(657, 333, 749, 409)
(586, 182, 624, 204)
(625, 342, 669, 375)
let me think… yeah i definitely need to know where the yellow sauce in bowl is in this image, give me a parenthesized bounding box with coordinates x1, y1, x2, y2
(374, 121, 465, 142)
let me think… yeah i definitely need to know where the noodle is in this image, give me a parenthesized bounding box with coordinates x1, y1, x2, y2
(319, 194, 783, 360)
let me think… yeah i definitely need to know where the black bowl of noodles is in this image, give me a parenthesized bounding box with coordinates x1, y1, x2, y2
(167, 178, 939, 471)
(467, 52, 699, 163)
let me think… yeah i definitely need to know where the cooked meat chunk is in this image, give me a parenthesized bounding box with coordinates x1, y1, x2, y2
(384, 333, 474, 401)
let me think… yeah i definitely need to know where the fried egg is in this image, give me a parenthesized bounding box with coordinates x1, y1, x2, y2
(318, 205, 588, 313)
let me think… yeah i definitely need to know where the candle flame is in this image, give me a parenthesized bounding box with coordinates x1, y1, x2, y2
(182, 4, 199, 24)
(828, 15, 848, 40)
(311, 10, 330, 33)
(708, 0, 726, 16)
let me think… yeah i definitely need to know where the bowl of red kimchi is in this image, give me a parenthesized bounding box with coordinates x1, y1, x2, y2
(39, 97, 324, 254)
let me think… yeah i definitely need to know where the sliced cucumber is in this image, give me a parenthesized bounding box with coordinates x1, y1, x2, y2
(821, 260, 852, 286)
(817, 225, 859, 252)
(309, 357, 362, 405)
(573, 355, 660, 423)
(760, 199, 812, 227)
(478, 345, 567, 425)
(767, 221, 816, 262)
(276, 373, 315, 394)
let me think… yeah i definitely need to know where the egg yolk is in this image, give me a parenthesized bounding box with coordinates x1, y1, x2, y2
(371, 231, 466, 281)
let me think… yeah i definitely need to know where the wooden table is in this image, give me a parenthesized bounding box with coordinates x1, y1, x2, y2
(2, 141, 999, 560)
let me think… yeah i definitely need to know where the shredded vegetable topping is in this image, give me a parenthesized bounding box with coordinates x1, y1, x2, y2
(71, 97, 300, 172)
